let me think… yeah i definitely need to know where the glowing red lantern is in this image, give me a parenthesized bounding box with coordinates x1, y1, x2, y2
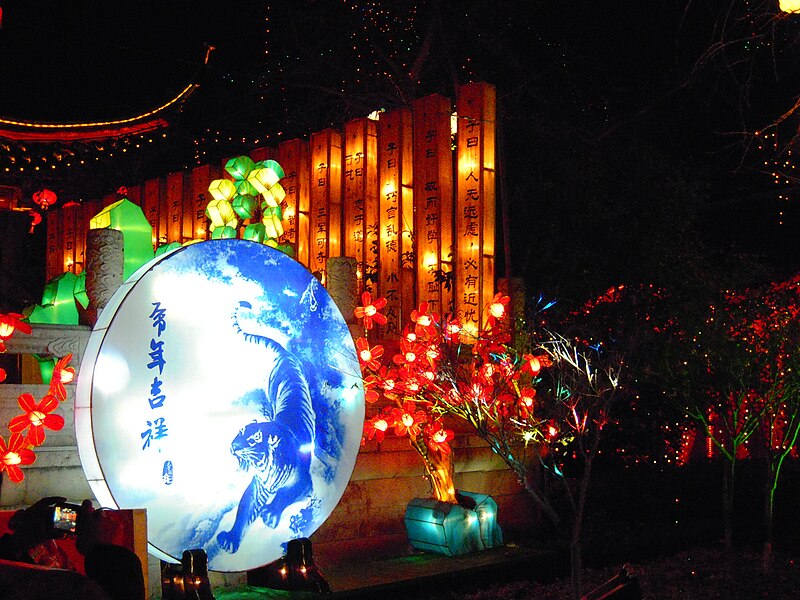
(32, 189, 57, 210)
(28, 211, 42, 233)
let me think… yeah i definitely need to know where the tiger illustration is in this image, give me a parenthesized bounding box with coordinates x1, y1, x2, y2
(216, 301, 315, 554)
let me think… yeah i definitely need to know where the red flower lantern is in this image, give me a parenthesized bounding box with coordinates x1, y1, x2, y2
(0, 313, 32, 340)
(0, 433, 36, 483)
(9, 393, 65, 446)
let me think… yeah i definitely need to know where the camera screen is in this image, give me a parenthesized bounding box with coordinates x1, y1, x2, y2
(52, 505, 79, 533)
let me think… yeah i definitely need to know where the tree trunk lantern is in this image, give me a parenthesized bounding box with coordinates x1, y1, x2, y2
(780, 0, 800, 13)
(32, 188, 57, 210)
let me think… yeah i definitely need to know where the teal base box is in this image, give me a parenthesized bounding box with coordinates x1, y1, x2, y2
(404, 491, 503, 556)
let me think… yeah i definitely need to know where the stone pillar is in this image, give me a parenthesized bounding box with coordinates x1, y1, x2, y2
(326, 256, 358, 337)
(84, 228, 124, 326)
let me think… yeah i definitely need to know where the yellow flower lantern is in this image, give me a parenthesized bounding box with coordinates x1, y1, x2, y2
(208, 179, 236, 202)
(248, 166, 281, 195)
(260, 183, 286, 209)
(262, 213, 284, 239)
(205, 199, 238, 229)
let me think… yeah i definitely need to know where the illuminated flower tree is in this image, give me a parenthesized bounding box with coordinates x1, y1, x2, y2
(572, 276, 800, 572)
(716, 275, 800, 568)
(355, 294, 623, 599)
(355, 299, 457, 503)
(646, 274, 800, 564)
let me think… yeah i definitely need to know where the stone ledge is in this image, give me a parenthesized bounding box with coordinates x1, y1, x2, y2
(3, 324, 91, 364)
(25, 446, 83, 469)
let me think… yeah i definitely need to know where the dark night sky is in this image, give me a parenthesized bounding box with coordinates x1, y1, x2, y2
(0, 2, 217, 120)
(2, 0, 800, 305)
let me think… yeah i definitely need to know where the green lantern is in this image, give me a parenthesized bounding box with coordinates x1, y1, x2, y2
(232, 194, 257, 220)
(234, 178, 260, 198)
(73, 272, 89, 309)
(262, 205, 283, 221)
(25, 272, 82, 325)
(210, 225, 238, 239)
(155, 242, 182, 257)
(243, 223, 266, 243)
(224, 156, 256, 181)
(263, 159, 285, 179)
(89, 199, 155, 281)
(33, 355, 56, 387)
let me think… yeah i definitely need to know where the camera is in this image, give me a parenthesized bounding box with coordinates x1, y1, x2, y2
(50, 502, 82, 534)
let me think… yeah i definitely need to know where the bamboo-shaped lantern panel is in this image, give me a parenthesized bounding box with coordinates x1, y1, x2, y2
(189, 165, 218, 241)
(343, 117, 379, 294)
(61, 202, 78, 274)
(455, 82, 496, 336)
(309, 130, 342, 280)
(45, 210, 62, 281)
(166, 171, 186, 245)
(413, 94, 454, 316)
(279, 138, 311, 266)
(378, 108, 414, 335)
(77, 199, 102, 275)
(142, 179, 164, 248)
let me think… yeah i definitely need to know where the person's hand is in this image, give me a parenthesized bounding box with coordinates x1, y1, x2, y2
(76, 500, 124, 556)
(7, 496, 67, 551)
(75, 500, 97, 555)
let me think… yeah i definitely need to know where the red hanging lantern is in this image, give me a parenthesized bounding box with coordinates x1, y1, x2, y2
(32, 188, 57, 210)
(28, 211, 42, 234)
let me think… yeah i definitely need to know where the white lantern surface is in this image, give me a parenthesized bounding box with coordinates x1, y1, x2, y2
(76, 239, 364, 572)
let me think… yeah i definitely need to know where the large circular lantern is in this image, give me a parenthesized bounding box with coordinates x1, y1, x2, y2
(76, 239, 364, 572)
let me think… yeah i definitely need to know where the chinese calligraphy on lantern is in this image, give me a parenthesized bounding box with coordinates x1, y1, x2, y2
(141, 301, 170, 453)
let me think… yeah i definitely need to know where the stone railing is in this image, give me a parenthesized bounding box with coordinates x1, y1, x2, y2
(0, 324, 92, 507)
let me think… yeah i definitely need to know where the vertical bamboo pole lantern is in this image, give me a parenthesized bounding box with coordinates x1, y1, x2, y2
(278, 139, 311, 267)
(343, 117, 379, 295)
(455, 83, 496, 338)
(412, 93, 454, 316)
